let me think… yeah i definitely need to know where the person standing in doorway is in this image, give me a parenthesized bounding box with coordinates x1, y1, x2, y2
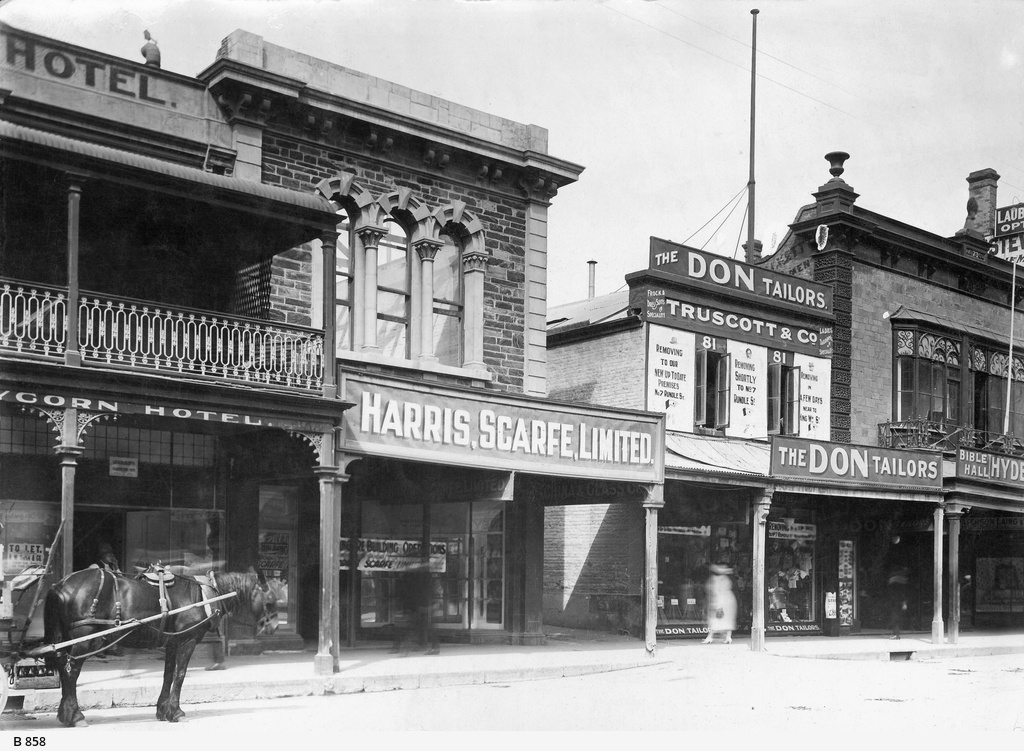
(702, 564, 738, 645)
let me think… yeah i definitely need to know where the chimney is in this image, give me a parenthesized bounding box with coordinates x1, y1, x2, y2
(587, 260, 596, 300)
(965, 169, 1000, 238)
(743, 239, 763, 264)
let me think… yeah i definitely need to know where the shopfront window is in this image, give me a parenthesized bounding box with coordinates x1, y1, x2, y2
(656, 493, 751, 637)
(354, 498, 505, 632)
(766, 518, 816, 625)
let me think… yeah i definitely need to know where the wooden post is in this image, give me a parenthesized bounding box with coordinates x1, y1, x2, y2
(750, 488, 773, 652)
(643, 484, 664, 657)
(947, 506, 964, 645)
(57, 407, 82, 576)
(314, 428, 342, 676)
(65, 176, 84, 367)
(321, 230, 338, 400)
(932, 503, 945, 645)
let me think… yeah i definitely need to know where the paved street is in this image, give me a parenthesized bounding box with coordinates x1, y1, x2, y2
(4, 648, 1023, 741)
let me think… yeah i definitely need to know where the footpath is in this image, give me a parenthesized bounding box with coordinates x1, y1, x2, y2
(4, 628, 1022, 716)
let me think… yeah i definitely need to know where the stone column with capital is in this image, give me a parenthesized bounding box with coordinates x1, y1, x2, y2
(932, 503, 945, 644)
(415, 240, 442, 363)
(750, 489, 773, 652)
(462, 251, 488, 374)
(356, 228, 386, 353)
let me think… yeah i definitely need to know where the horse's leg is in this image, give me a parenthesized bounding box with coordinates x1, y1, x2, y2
(155, 641, 178, 721)
(164, 637, 199, 723)
(50, 651, 87, 727)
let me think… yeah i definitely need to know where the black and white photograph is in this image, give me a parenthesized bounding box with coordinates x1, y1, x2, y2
(0, 0, 1022, 745)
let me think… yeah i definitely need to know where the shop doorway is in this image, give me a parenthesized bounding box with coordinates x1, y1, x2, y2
(73, 510, 124, 571)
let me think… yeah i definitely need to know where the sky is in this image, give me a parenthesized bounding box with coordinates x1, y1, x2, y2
(2, 0, 1022, 307)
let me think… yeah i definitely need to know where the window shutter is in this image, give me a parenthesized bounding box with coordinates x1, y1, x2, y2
(694, 349, 708, 426)
(715, 353, 732, 429)
(786, 366, 802, 435)
(768, 362, 782, 434)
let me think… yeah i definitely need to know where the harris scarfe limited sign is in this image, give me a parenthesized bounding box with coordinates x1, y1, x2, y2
(770, 436, 942, 488)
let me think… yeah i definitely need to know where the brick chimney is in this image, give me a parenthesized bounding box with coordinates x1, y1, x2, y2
(743, 239, 763, 264)
(965, 169, 1000, 238)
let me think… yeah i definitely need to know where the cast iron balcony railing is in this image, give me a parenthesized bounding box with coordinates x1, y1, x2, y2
(878, 419, 1024, 456)
(1, 279, 324, 392)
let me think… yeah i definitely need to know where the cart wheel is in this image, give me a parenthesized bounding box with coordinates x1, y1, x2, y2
(0, 662, 10, 714)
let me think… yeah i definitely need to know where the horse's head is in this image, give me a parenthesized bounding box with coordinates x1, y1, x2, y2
(251, 568, 279, 636)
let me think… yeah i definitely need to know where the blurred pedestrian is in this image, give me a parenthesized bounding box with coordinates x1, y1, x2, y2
(887, 564, 909, 639)
(702, 564, 737, 645)
(391, 562, 439, 655)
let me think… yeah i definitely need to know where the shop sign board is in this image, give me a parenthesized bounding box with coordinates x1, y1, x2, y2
(109, 456, 138, 478)
(956, 447, 1024, 487)
(642, 288, 832, 358)
(770, 436, 943, 488)
(342, 374, 665, 483)
(995, 203, 1024, 238)
(0, 387, 329, 432)
(339, 537, 447, 573)
(647, 239, 833, 313)
(768, 521, 816, 540)
(962, 516, 1024, 531)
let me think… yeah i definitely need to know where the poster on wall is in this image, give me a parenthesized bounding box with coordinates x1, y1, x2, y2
(646, 325, 695, 432)
(339, 537, 448, 573)
(0, 502, 60, 576)
(725, 341, 767, 439)
(838, 539, 854, 627)
(794, 354, 831, 441)
(976, 557, 1024, 613)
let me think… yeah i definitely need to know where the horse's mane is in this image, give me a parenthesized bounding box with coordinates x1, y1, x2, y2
(210, 571, 264, 615)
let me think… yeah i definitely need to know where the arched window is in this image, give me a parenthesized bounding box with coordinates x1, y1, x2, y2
(377, 218, 411, 358)
(432, 234, 463, 367)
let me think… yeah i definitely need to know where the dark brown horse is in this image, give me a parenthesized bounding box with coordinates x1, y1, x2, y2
(42, 567, 277, 727)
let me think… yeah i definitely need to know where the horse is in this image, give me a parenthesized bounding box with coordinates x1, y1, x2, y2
(42, 566, 278, 727)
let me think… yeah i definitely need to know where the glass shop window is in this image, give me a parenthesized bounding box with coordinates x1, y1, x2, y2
(766, 519, 816, 624)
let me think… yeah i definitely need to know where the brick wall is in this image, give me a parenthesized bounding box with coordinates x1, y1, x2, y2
(850, 262, 1024, 445)
(262, 130, 530, 392)
(546, 327, 645, 409)
(543, 502, 645, 634)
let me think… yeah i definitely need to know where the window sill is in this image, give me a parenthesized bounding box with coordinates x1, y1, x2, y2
(337, 349, 492, 384)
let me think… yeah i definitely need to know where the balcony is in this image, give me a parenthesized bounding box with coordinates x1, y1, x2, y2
(878, 419, 1024, 456)
(1, 279, 324, 392)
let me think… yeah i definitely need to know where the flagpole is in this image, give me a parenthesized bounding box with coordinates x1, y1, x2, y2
(746, 9, 759, 255)
(1004, 257, 1017, 437)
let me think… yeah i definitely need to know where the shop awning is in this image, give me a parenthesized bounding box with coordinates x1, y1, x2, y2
(0, 120, 338, 226)
(665, 432, 770, 477)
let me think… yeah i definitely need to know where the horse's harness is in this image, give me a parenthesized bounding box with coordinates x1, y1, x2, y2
(68, 566, 229, 661)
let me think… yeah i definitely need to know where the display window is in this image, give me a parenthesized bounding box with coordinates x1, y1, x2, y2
(351, 498, 505, 632)
(656, 491, 752, 637)
(766, 516, 816, 627)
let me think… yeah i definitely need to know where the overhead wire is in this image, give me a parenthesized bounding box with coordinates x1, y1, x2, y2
(602, 2, 856, 118)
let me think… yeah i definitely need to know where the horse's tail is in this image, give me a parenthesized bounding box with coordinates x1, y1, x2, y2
(42, 583, 69, 669)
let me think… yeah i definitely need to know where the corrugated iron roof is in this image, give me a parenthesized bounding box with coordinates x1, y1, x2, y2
(665, 432, 770, 477)
(547, 290, 630, 332)
(0, 120, 338, 221)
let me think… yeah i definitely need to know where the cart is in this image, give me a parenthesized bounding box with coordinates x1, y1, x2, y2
(0, 522, 65, 712)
